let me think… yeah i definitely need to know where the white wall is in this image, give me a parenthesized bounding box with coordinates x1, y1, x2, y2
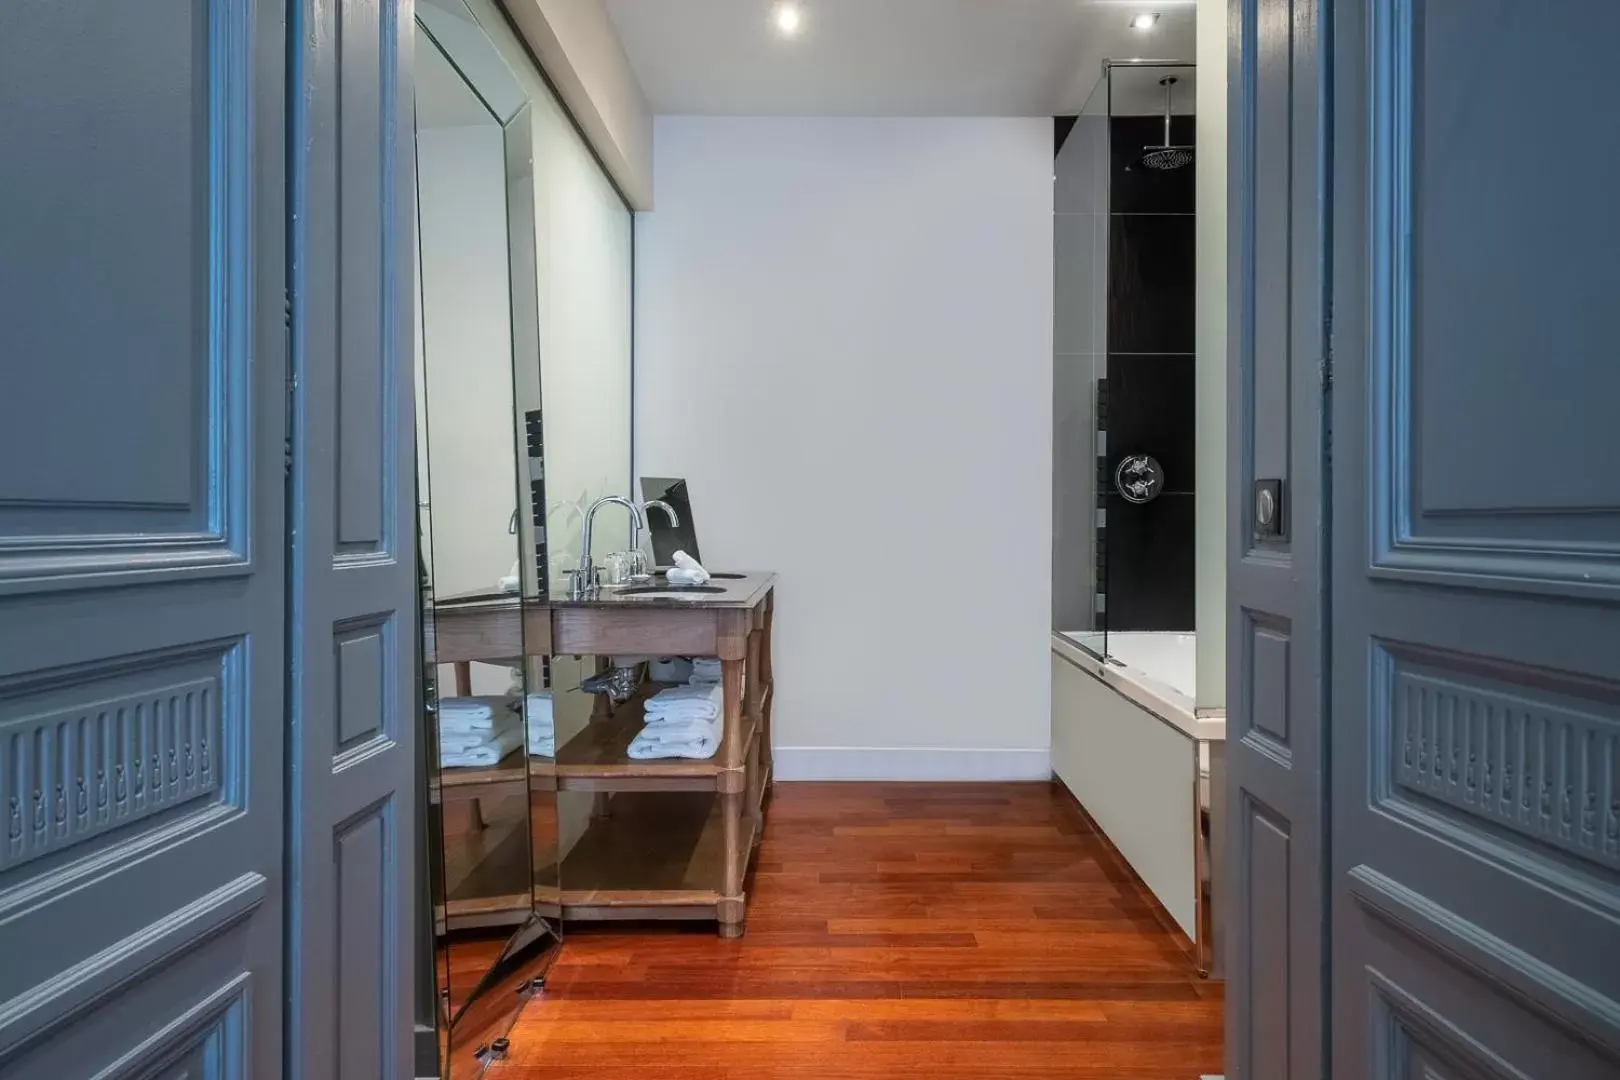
(1195, 0, 1228, 711)
(635, 117, 1054, 780)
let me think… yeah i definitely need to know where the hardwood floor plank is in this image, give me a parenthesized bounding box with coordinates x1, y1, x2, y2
(493, 781, 1222, 1077)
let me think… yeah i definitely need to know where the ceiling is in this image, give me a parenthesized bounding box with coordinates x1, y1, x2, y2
(604, 0, 1196, 117)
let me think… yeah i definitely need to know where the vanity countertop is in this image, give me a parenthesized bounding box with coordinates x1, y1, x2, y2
(547, 571, 776, 611)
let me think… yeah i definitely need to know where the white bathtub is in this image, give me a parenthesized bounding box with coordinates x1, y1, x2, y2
(1057, 629, 1198, 705)
(1050, 632, 1225, 975)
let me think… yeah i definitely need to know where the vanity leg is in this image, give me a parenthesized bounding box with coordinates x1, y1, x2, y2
(760, 590, 775, 798)
(719, 789, 744, 938)
(717, 642, 747, 938)
(453, 662, 471, 697)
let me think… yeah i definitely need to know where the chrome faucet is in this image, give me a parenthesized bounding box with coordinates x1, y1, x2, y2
(574, 496, 646, 598)
(615, 501, 673, 582)
(642, 499, 680, 529)
(631, 499, 680, 572)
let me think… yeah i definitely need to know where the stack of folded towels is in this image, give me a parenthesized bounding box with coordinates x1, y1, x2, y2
(437, 696, 522, 768)
(525, 689, 554, 758)
(627, 664, 724, 760)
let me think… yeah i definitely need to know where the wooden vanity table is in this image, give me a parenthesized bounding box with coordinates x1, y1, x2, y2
(427, 574, 776, 938)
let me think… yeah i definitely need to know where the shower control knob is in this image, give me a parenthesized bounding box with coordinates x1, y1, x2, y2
(1114, 455, 1165, 505)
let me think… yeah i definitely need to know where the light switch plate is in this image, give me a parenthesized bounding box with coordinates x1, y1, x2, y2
(1254, 478, 1286, 539)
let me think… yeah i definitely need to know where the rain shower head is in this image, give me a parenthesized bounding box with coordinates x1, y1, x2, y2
(1142, 146, 1193, 170)
(1141, 76, 1193, 171)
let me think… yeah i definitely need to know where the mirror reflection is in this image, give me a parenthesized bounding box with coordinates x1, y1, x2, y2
(413, 1, 560, 1073)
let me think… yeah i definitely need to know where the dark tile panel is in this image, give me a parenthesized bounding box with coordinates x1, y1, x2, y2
(1104, 492, 1195, 632)
(1109, 115, 1196, 213)
(1107, 213, 1195, 354)
(1103, 354, 1195, 493)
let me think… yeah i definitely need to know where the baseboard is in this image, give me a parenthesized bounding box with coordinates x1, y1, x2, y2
(773, 746, 1052, 782)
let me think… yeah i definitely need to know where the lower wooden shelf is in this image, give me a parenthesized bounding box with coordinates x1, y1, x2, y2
(533, 791, 735, 920)
(433, 747, 528, 804)
(437, 810, 533, 931)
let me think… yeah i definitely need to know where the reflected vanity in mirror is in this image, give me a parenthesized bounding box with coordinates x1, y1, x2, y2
(413, 0, 559, 1074)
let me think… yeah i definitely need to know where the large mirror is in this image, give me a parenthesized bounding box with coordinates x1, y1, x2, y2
(413, 0, 559, 1074)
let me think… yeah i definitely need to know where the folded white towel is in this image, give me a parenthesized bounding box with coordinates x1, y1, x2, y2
(527, 734, 555, 758)
(645, 681, 722, 720)
(689, 658, 723, 684)
(648, 657, 694, 683)
(524, 690, 554, 727)
(436, 695, 515, 732)
(440, 725, 523, 768)
(637, 716, 718, 743)
(627, 727, 718, 760)
(671, 550, 711, 585)
(439, 722, 518, 753)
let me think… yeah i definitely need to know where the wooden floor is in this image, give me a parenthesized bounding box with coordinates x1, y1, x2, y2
(493, 782, 1223, 1078)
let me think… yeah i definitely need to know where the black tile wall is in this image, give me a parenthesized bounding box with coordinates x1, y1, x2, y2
(1097, 112, 1196, 633)
(1108, 213, 1195, 354)
(1103, 493, 1196, 631)
(1109, 115, 1196, 214)
(525, 408, 549, 598)
(1105, 354, 1196, 493)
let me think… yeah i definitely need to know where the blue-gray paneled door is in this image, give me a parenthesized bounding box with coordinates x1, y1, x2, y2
(1224, 0, 1329, 1076)
(287, 0, 419, 1077)
(1330, 2, 1620, 1078)
(0, 0, 289, 1075)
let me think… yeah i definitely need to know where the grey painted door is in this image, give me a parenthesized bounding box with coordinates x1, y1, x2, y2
(1330, 2, 1620, 1077)
(1224, 0, 1329, 1076)
(286, 0, 420, 1076)
(0, 0, 288, 1076)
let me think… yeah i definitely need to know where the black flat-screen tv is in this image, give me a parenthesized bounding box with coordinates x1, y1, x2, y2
(639, 476, 700, 569)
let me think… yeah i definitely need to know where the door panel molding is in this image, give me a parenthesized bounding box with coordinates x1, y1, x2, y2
(1364, 0, 1620, 599)
(1368, 967, 1532, 1080)
(89, 973, 251, 1080)
(1371, 640, 1620, 885)
(1350, 867, 1620, 1064)
(0, 638, 246, 880)
(0, 874, 264, 1066)
(0, 0, 260, 597)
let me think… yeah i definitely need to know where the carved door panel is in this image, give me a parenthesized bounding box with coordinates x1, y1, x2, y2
(0, 0, 288, 1074)
(1332, 3, 1620, 1078)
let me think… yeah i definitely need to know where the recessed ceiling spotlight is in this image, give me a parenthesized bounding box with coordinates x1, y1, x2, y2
(773, 1, 803, 37)
(1131, 12, 1160, 31)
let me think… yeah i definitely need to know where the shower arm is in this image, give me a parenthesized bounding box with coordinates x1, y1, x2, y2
(1161, 78, 1174, 147)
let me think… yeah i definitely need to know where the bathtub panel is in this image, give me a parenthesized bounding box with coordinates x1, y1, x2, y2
(1051, 649, 1197, 937)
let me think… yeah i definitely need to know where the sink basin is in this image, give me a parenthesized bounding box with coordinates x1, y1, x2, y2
(614, 585, 726, 596)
